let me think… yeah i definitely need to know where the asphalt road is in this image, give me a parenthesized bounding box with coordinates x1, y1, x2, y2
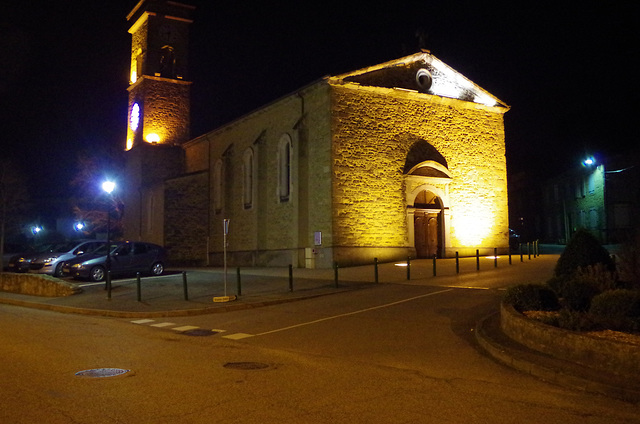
(1, 265, 638, 423)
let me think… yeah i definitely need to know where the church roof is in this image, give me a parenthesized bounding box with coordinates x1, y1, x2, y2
(330, 51, 509, 110)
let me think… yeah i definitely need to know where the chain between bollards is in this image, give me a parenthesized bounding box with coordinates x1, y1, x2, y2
(182, 271, 188, 301)
(137, 272, 142, 302)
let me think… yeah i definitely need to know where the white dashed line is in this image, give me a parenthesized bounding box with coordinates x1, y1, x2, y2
(150, 322, 176, 328)
(222, 333, 255, 340)
(172, 326, 200, 332)
(131, 319, 155, 324)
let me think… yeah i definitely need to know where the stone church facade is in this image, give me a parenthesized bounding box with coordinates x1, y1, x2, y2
(123, 0, 511, 268)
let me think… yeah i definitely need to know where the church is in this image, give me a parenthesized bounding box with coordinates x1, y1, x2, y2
(122, 0, 511, 268)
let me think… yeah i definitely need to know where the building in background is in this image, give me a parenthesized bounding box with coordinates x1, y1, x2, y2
(538, 152, 639, 245)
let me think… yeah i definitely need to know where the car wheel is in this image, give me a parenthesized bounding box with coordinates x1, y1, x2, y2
(90, 266, 106, 282)
(54, 263, 65, 278)
(151, 262, 164, 276)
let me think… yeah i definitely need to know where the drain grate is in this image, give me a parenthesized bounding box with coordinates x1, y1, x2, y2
(182, 329, 219, 337)
(223, 362, 270, 370)
(75, 368, 131, 378)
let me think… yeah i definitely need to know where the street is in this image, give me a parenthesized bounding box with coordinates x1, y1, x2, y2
(1, 270, 638, 423)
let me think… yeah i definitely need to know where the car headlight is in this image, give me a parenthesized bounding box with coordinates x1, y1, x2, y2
(43, 256, 59, 264)
(71, 263, 83, 269)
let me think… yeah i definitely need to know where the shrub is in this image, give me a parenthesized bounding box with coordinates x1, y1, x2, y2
(589, 289, 640, 331)
(556, 309, 598, 332)
(504, 284, 559, 312)
(554, 229, 615, 278)
(556, 276, 601, 311)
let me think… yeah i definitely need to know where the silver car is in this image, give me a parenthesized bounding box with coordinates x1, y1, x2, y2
(26, 240, 105, 277)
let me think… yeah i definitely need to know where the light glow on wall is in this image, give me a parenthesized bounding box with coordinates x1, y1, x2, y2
(126, 138, 133, 151)
(453, 202, 496, 247)
(145, 133, 160, 143)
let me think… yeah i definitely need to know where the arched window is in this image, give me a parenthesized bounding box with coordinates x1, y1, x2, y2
(278, 134, 292, 202)
(242, 148, 254, 209)
(213, 159, 223, 213)
(159, 45, 175, 78)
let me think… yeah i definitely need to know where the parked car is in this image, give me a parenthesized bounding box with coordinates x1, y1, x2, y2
(61, 241, 166, 282)
(6, 244, 54, 273)
(2, 242, 33, 271)
(25, 240, 105, 277)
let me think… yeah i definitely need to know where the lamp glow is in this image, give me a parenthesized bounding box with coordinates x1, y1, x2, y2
(102, 181, 116, 194)
(146, 133, 160, 143)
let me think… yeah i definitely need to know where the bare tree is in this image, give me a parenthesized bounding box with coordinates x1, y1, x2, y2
(0, 159, 30, 270)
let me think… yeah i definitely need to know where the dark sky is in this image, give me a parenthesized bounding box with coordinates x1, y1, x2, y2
(2, 1, 639, 205)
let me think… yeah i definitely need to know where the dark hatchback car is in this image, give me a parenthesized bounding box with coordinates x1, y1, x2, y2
(61, 241, 166, 282)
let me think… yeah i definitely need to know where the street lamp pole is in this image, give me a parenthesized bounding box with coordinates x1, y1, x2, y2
(102, 181, 116, 296)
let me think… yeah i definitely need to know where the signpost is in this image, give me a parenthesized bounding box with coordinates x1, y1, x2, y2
(214, 218, 236, 302)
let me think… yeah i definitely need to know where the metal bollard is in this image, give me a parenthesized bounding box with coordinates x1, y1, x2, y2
(106, 271, 112, 300)
(520, 243, 523, 262)
(374, 257, 379, 284)
(236, 267, 242, 296)
(137, 272, 142, 302)
(432, 254, 437, 276)
(476, 249, 480, 271)
(182, 271, 188, 301)
(509, 250, 512, 265)
(494, 248, 498, 268)
(334, 262, 339, 288)
(456, 251, 459, 274)
(528, 242, 531, 260)
(407, 257, 411, 280)
(289, 264, 293, 292)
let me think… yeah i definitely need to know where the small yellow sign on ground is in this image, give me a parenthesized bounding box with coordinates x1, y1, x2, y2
(213, 295, 237, 303)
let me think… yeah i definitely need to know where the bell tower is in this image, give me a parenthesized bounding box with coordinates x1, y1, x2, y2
(125, 0, 195, 150)
(122, 0, 195, 243)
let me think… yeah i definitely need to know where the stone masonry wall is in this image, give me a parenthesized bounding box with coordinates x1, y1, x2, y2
(330, 82, 509, 258)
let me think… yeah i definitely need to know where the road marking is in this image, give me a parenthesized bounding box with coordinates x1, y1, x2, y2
(131, 319, 155, 324)
(172, 326, 200, 332)
(150, 322, 176, 328)
(223, 333, 255, 340)
(254, 288, 454, 337)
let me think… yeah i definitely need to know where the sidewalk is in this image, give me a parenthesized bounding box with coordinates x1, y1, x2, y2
(0, 252, 552, 318)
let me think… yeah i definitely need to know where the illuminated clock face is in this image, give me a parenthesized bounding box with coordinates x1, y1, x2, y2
(130, 103, 140, 131)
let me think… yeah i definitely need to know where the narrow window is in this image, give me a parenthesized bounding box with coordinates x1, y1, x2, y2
(242, 148, 254, 209)
(278, 134, 292, 202)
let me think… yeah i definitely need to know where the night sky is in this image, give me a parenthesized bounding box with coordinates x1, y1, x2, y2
(2, 1, 638, 208)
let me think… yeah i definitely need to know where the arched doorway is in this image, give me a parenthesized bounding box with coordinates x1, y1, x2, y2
(413, 190, 443, 258)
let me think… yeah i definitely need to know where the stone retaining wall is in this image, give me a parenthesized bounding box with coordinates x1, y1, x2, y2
(0, 273, 81, 297)
(500, 302, 640, 378)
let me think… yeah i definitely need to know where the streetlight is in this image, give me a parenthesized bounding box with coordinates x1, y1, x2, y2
(102, 181, 116, 296)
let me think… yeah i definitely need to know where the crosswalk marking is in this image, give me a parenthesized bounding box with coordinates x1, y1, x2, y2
(131, 319, 155, 324)
(150, 322, 176, 328)
(223, 333, 254, 340)
(172, 326, 200, 332)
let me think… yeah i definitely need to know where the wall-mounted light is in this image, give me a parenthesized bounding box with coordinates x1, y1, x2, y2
(145, 133, 160, 143)
(583, 156, 596, 166)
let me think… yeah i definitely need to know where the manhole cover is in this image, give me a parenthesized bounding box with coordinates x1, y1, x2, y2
(223, 362, 270, 370)
(182, 329, 219, 337)
(75, 368, 131, 378)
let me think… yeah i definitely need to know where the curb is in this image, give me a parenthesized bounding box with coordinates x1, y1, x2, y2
(0, 287, 355, 319)
(475, 312, 640, 404)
